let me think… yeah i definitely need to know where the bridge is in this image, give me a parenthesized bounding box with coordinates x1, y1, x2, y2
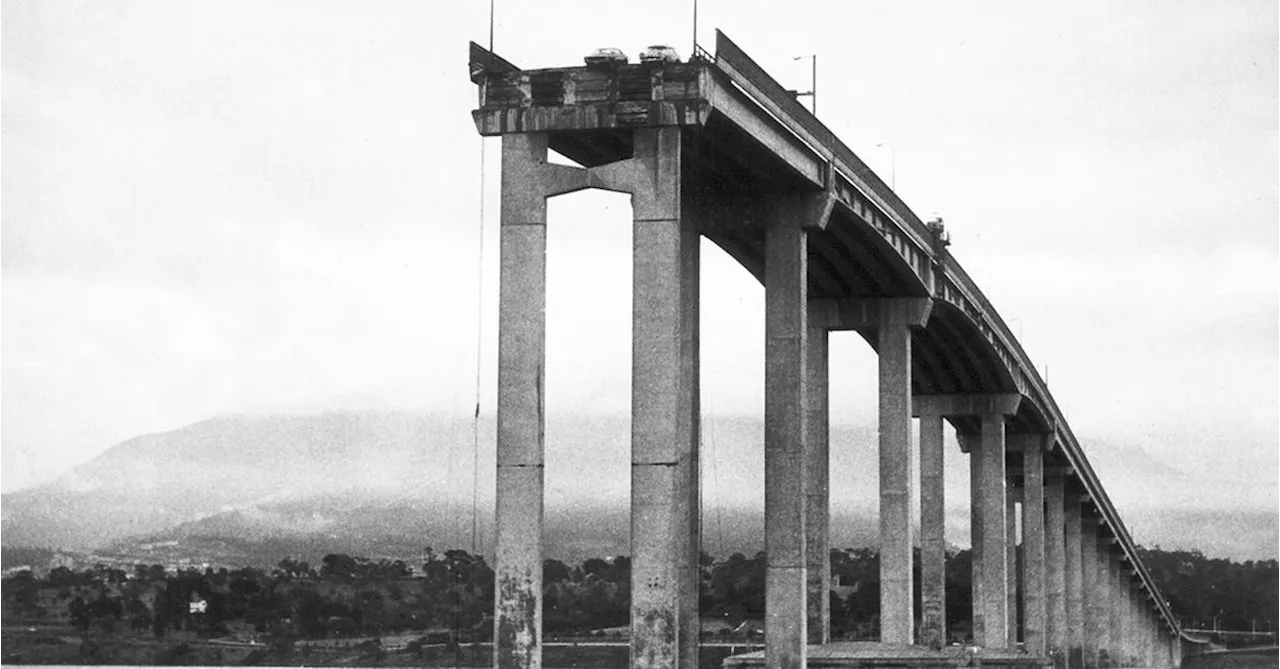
(469, 31, 1195, 669)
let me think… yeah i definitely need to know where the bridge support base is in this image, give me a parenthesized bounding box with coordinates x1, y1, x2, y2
(724, 642, 1054, 669)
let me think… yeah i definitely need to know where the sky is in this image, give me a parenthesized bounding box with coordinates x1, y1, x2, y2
(2, 0, 1277, 517)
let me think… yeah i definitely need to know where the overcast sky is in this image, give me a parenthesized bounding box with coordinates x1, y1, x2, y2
(2, 0, 1276, 504)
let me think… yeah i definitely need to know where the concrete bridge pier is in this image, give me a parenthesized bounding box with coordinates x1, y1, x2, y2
(1064, 496, 1085, 669)
(1007, 484, 1020, 649)
(1018, 434, 1048, 657)
(494, 131, 574, 669)
(916, 394, 1019, 649)
(916, 405, 947, 649)
(763, 198, 819, 669)
(805, 323, 830, 645)
(1081, 515, 1101, 669)
(1108, 551, 1123, 666)
(1044, 465, 1067, 668)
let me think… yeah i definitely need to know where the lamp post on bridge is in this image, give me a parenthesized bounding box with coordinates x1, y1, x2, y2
(792, 54, 816, 115)
(875, 142, 896, 190)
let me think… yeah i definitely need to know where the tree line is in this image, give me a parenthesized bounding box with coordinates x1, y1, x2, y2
(2, 546, 1274, 643)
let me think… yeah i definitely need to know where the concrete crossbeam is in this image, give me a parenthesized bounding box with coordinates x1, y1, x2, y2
(913, 394, 1023, 419)
(808, 297, 933, 331)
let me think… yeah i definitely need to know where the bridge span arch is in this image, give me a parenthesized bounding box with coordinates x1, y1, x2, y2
(470, 30, 1189, 669)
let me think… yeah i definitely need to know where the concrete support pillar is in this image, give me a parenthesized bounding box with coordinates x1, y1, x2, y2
(1064, 499, 1084, 669)
(676, 193, 701, 669)
(629, 127, 696, 669)
(919, 410, 947, 649)
(969, 435, 985, 645)
(1109, 556, 1123, 667)
(764, 219, 808, 669)
(1081, 518, 1100, 669)
(1152, 608, 1162, 669)
(1021, 438, 1047, 657)
(979, 413, 1010, 648)
(1045, 470, 1067, 667)
(495, 133, 552, 669)
(1007, 489, 1019, 648)
(805, 325, 830, 644)
(878, 306, 917, 645)
(1095, 534, 1116, 665)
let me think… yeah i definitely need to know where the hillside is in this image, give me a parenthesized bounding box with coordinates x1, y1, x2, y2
(2, 411, 1274, 567)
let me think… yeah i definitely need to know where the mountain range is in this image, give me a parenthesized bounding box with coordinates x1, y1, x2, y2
(1, 411, 1274, 569)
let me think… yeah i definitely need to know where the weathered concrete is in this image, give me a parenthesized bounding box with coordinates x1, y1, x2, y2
(918, 410, 947, 649)
(1064, 499, 1084, 669)
(495, 132, 553, 669)
(967, 432, 985, 646)
(1020, 436, 1047, 657)
(1044, 469, 1067, 667)
(676, 190, 701, 669)
(727, 642, 1054, 669)
(1081, 517, 1099, 669)
(628, 127, 695, 669)
(1109, 555, 1123, 667)
(877, 299, 931, 645)
(1092, 533, 1112, 668)
(724, 641, 1054, 669)
(980, 413, 1010, 648)
(764, 217, 808, 669)
(805, 325, 830, 645)
(941, 397, 1017, 650)
(1007, 488, 1018, 648)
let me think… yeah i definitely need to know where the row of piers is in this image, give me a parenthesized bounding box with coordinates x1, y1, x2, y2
(489, 127, 1183, 669)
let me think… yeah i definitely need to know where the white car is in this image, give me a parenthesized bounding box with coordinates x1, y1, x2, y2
(585, 47, 628, 66)
(639, 45, 680, 63)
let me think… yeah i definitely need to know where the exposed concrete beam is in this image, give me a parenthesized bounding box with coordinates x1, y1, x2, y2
(914, 393, 1022, 418)
(808, 297, 933, 331)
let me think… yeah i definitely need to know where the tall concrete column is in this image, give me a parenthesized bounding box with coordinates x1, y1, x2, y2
(495, 132, 554, 669)
(1092, 533, 1111, 667)
(764, 217, 808, 669)
(629, 127, 696, 669)
(878, 303, 918, 645)
(1007, 489, 1018, 648)
(1021, 437, 1047, 656)
(1064, 498, 1084, 669)
(1109, 555, 1123, 667)
(979, 412, 1010, 648)
(968, 434, 985, 645)
(918, 409, 947, 649)
(1045, 469, 1067, 667)
(1081, 517, 1099, 669)
(805, 325, 830, 644)
(676, 195, 701, 669)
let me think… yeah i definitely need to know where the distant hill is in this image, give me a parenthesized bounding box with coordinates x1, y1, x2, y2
(2, 411, 1274, 568)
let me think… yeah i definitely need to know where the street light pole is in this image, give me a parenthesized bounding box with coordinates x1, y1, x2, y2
(876, 142, 896, 190)
(793, 54, 816, 115)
